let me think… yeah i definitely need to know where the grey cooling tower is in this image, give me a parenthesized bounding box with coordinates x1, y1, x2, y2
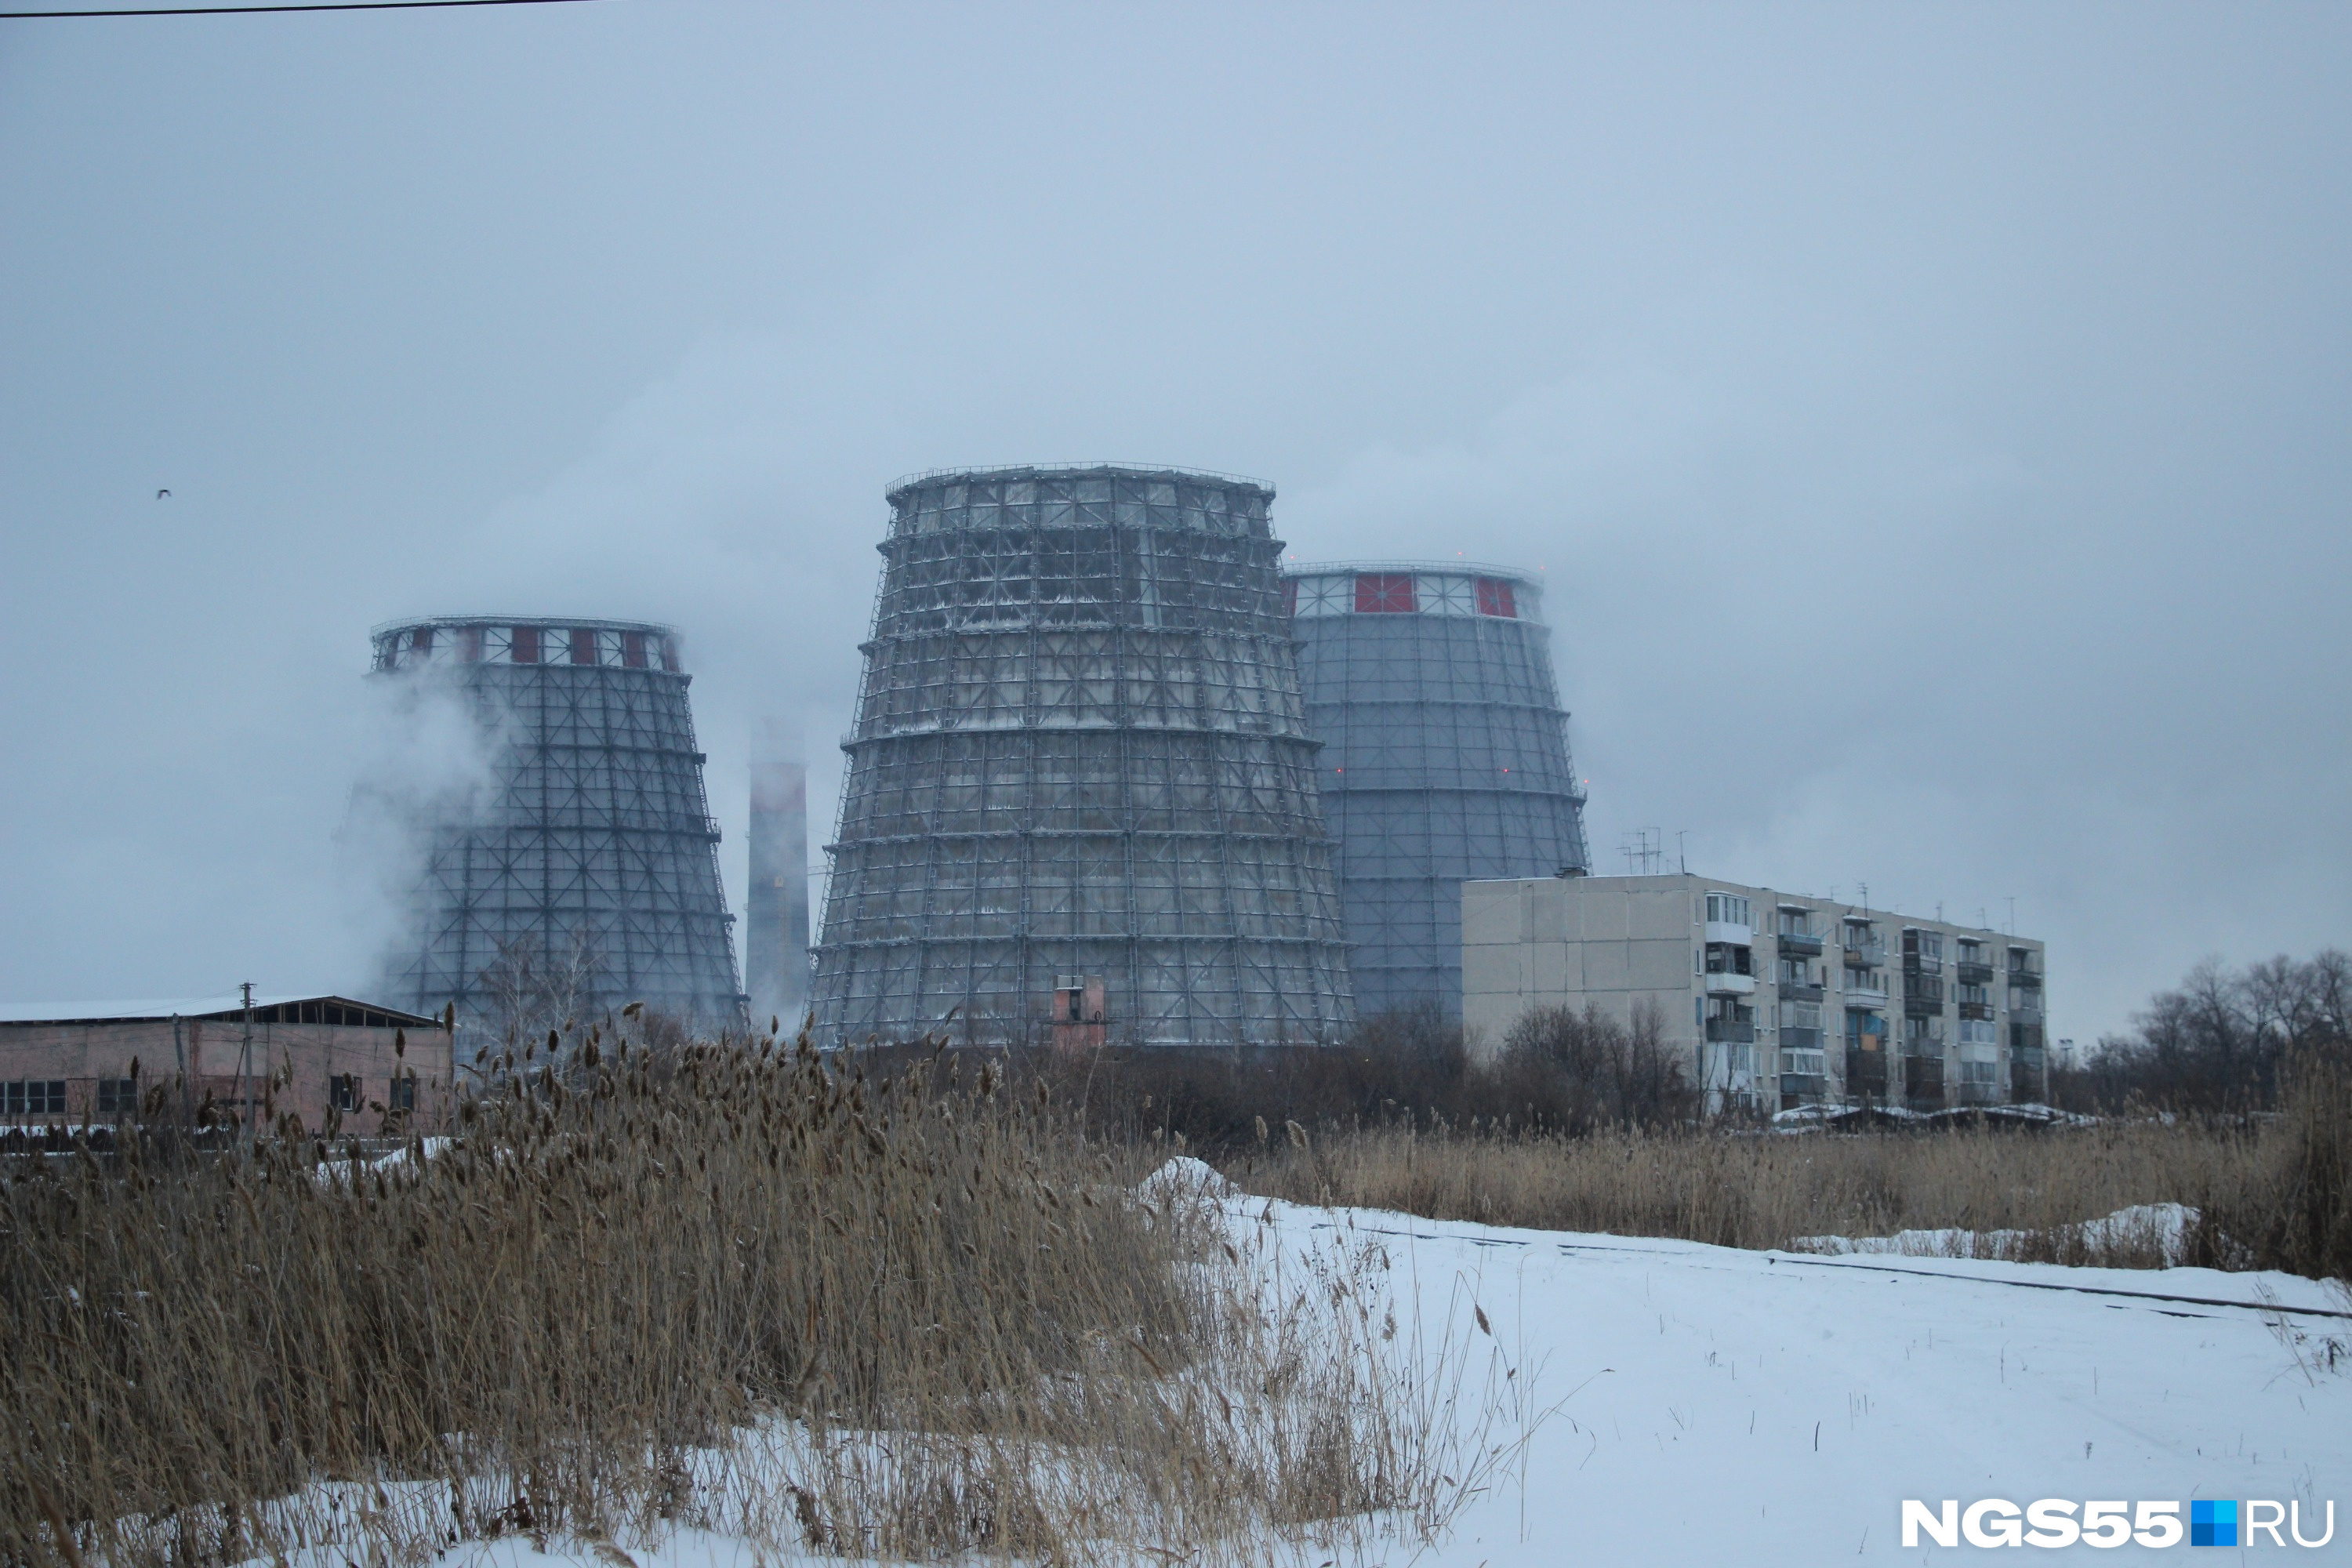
(368, 616, 746, 1032)
(810, 465, 1355, 1047)
(1283, 563, 1591, 1018)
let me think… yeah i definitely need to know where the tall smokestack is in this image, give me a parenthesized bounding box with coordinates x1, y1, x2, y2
(746, 717, 810, 1033)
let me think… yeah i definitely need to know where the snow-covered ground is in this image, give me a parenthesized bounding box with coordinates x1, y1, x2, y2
(469, 1178, 2350, 1566)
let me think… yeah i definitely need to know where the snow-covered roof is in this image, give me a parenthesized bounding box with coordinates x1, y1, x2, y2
(0, 994, 441, 1027)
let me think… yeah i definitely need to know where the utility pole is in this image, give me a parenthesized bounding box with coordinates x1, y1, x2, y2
(234, 981, 255, 1138)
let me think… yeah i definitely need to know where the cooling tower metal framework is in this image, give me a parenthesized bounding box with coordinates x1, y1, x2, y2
(809, 464, 1356, 1047)
(368, 616, 746, 1031)
(1284, 562, 1592, 1018)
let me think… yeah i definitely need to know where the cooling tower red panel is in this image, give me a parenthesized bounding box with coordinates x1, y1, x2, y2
(1355, 573, 1417, 613)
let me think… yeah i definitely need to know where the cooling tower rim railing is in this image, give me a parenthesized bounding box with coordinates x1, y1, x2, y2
(1282, 558, 1541, 583)
(370, 613, 681, 639)
(825, 828, 1339, 847)
(838, 721, 1324, 745)
(858, 622, 1302, 649)
(885, 462, 1276, 501)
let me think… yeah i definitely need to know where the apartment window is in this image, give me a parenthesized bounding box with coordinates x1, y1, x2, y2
(1958, 1059, 1999, 1086)
(95, 1078, 139, 1118)
(1843, 967, 1885, 993)
(1904, 1014, 1946, 1043)
(1705, 893, 1752, 927)
(1959, 1018, 1998, 1047)
(1777, 956, 1816, 987)
(387, 1075, 418, 1112)
(329, 1073, 360, 1112)
(1958, 983, 1991, 1007)
(1777, 908, 1815, 937)
(1906, 931, 1944, 963)
(2009, 947, 2038, 975)
(3, 1080, 67, 1116)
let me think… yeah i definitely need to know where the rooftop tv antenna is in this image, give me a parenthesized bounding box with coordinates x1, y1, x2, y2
(1619, 827, 1664, 876)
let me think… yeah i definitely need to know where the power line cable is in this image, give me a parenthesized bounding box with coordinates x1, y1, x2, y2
(3, 0, 604, 18)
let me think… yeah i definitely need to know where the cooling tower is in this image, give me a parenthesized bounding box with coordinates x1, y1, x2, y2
(745, 718, 811, 1032)
(368, 616, 746, 1031)
(1283, 563, 1592, 1018)
(810, 464, 1355, 1047)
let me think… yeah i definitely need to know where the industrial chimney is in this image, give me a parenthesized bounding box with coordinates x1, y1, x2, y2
(745, 717, 811, 1034)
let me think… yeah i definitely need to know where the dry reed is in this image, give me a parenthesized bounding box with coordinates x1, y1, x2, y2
(1, 1033, 1483, 1567)
(1232, 1120, 2294, 1270)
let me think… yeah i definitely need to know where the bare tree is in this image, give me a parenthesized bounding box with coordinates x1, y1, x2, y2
(475, 928, 608, 1052)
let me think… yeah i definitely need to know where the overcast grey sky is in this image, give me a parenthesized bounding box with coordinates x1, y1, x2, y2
(2, 2, 2346, 1043)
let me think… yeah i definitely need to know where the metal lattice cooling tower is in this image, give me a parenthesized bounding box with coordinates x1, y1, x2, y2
(368, 616, 746, 1030)
(1283, 562, 1592, 1018)
(810, 464, 1355, 1047)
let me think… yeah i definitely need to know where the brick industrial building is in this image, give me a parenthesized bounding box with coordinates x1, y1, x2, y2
(0, 993, 452, 1134)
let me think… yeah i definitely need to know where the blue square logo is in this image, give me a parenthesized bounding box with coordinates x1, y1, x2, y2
(2191, 1500, 2238, 1547)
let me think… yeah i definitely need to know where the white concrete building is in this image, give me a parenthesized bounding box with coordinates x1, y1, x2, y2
(1461, 873, 2048, 1112)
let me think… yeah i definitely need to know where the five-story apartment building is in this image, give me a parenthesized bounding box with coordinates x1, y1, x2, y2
(1461, 873, 2049, 1113)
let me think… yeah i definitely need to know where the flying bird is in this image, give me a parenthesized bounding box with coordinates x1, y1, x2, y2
(155, 488, 171, 499)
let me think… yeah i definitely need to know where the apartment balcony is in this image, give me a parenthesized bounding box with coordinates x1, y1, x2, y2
(1777, 931, 1824, 956)
(1704, 971, 1757, 997)
(1842, 976, 1889, 1005)
(1704, 1018, 1757, 1045)
(1845, 1046, 1889, 1098)
(1778, 982, 1825, 1004)
(1843, 935, 1888, 967)
(1955, 1080, 2002, 1107)
(1781, 1026, 1824, 1051)
(1780, 1074, 1828, 1105)
(1958, 1000, 1995, 1022)
(1955, 959, 1995, 985)
(2009, 999, 2045, 1022)
(2009, 964, 2043, 988)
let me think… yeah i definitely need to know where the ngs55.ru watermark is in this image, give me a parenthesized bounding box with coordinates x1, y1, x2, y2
(1903, 1498, 2336, 1548)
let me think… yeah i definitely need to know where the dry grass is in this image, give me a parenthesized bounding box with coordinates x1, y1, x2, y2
(1230, 1119, 2298, 1271)
(0, 1033, 1490, 1568)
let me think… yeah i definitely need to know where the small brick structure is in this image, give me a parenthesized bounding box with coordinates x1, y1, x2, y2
(0, 993, 453, 1136)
